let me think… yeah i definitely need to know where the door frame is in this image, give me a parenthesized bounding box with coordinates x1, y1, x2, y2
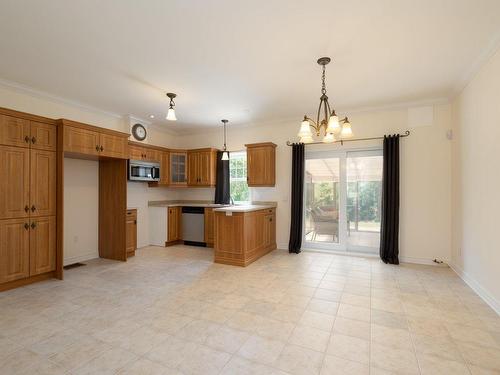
(302, 146, 382, 254)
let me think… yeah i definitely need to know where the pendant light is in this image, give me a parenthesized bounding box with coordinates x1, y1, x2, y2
(166, 93, 177, 121)
(221, 119, 229, 160)
(297, 57, 353, 143)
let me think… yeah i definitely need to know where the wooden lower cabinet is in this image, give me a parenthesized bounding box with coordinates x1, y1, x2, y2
(29, 216, 56, 276)
(126, 209, 137, 258)
(167, 207, 181, 244)
(214, 208, 276, 266)
(0, 218, 30, 283)
(204, 208, 215, 246)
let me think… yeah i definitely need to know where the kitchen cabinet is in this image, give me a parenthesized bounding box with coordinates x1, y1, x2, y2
(29, 216, 56, 276)
(63, 121, 129, 159)
(30, 121, 57, 152)
(170, 152, 187, 186)
(99, 133, 128, 159)
(126, 209, 137, 258)
(159, 151, 170, 185)
(245, 142, 277, 187)
(204, 208, 215, 246)
(0, 114, 31, 148)
(128, 143, 160, 162)
(168, 206, 181, 242)
(187, 149, 217, 186)
(64, 125, 100, 156)
(0, 218, 30, 283)
(30, 149, 57, 217)
(214, 207, 277, 266)
(0, 146, 30, 219)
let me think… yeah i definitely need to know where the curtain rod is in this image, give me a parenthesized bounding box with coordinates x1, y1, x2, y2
(285, 130, 410, 146)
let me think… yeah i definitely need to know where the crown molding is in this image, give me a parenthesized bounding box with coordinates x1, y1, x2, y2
(451, 29, 500, 98)
(0, 77, 124, 119)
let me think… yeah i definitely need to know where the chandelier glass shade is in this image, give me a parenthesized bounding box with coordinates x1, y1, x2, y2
(298, 57, 353, 143)
(221, 119, 229, 160)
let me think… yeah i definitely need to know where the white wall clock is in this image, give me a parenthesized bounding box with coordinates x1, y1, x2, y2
(131, 123, 147, 141)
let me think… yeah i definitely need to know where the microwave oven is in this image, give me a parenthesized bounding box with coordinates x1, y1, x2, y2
(128, 160, 160, 182)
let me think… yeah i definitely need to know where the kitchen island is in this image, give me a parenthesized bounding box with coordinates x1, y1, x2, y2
(213, 205, 276, 266)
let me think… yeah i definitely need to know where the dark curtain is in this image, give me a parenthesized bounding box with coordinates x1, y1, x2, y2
(380, 135, 400, 264)
(214, 151, 230, 204)
(288, 143, 305, 254)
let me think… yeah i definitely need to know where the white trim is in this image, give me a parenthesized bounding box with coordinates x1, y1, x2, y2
(63, 252, 98, 266)
(449, 262, 500, 316)
(399, 256, 449, 266)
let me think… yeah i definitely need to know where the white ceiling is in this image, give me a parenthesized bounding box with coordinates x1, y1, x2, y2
(1, 0, 500, 134)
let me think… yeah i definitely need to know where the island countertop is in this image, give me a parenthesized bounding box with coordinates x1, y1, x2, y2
(213, 204, 276, 213)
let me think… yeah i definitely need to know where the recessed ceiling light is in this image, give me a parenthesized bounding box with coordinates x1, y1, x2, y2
(149, 115, 155, 119)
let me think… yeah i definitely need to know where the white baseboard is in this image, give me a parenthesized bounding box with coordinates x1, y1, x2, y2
(449, 262, 500, 316)
(399, 256, 449, 266)
(63, 252, 98, 266)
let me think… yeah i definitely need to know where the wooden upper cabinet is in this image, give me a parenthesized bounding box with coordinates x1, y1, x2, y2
(129, 144, 145, 160)
(29, 216, 56, 276)
(0, 218, 30, 283)
(0, 146, 30, 219)
(64, 125, 100, 156)
(170, 152, 187, 185)
(144, 148, 159, 162)
(30, 122, 57, 151)
(246, 143, 277, 187)
(30, 149, 56, 217)
(0, 114, 31, 148)
(99, 133, 128, 159)
(187, 149, 217, 187)
(159, 151, 170, 185)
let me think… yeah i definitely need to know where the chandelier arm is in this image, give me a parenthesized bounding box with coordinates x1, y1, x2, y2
(304, 116, 320, 132)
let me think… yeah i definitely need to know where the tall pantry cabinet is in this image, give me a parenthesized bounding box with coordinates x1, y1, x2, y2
(0, 109, 59, 290)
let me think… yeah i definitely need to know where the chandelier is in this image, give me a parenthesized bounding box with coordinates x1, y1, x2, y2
(298, 57, 352, 143)
(166, 92, 177, 121)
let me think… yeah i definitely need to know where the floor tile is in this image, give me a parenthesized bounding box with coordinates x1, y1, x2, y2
(289, 324, 331, 352)
(326, 333, 369, 364)
(237, 334, 286, 365)
(274, 343, 324, 375)
(321, 354, 369, 375)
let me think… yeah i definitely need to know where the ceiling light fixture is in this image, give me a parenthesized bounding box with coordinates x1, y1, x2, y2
(298, 57, 353, 143)
(149, 114, 155, 119)
(221, 119, 229, 161)
(166, 93, 177, 121)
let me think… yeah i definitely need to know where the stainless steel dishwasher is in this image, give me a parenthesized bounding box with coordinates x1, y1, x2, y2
(181, 206, 206, 246)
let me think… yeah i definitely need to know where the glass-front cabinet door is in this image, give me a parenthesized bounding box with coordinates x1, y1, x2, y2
(170, 152, 187, 185)
(303, 149, 382, 254)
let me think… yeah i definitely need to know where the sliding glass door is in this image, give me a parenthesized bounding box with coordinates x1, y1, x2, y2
(304, 149, 383, 253)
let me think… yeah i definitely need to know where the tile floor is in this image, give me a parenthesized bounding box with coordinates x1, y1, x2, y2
(1, 245, 499, 374)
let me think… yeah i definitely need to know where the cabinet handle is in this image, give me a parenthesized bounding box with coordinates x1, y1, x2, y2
(31, 222, 36, 229)
(100, 145, 104, 152)
(96, 145, 100, 151)
(31, 136, 36, 144)
(24, 205, 30, 213)
(134, 220, 137, 224)
(24, 223, 29, 230)
(31, 205, 36, 212)
(25, 135, 30, 144)
(269, 217, 273, 222)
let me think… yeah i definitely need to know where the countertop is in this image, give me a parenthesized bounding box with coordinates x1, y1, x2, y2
(213, 204, 276, 213)
(148, 200, 277, 212)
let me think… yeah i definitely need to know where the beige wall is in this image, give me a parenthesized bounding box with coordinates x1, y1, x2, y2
(175, 104, 452, 263)
(451, 48, 500, 312)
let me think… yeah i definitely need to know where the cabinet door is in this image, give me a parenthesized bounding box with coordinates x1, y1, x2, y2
(129, 145, 145, 160)
(144, 148, 159, 162)
(100, 133, 128, 159)
(159, 151, 170, 185)
(0, 115, 31, 148)
(198, 151, 214, 186)
(30, 122, 57, 151)
(29, 216, 56, 276)
(204, 208, 214, 244)
(263, 212, 276, 248)
(247, 145, 276, 187)
(64, 126, 100, 155)
(0, 218, 30, 283)
(187, 152, 199, 185)
(30, 150, 56, 217)
(0, 146, 30, 219)
(170, 153, 187, 185)
(126, 217, 137, 255)
(168, 207, 180, 241)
